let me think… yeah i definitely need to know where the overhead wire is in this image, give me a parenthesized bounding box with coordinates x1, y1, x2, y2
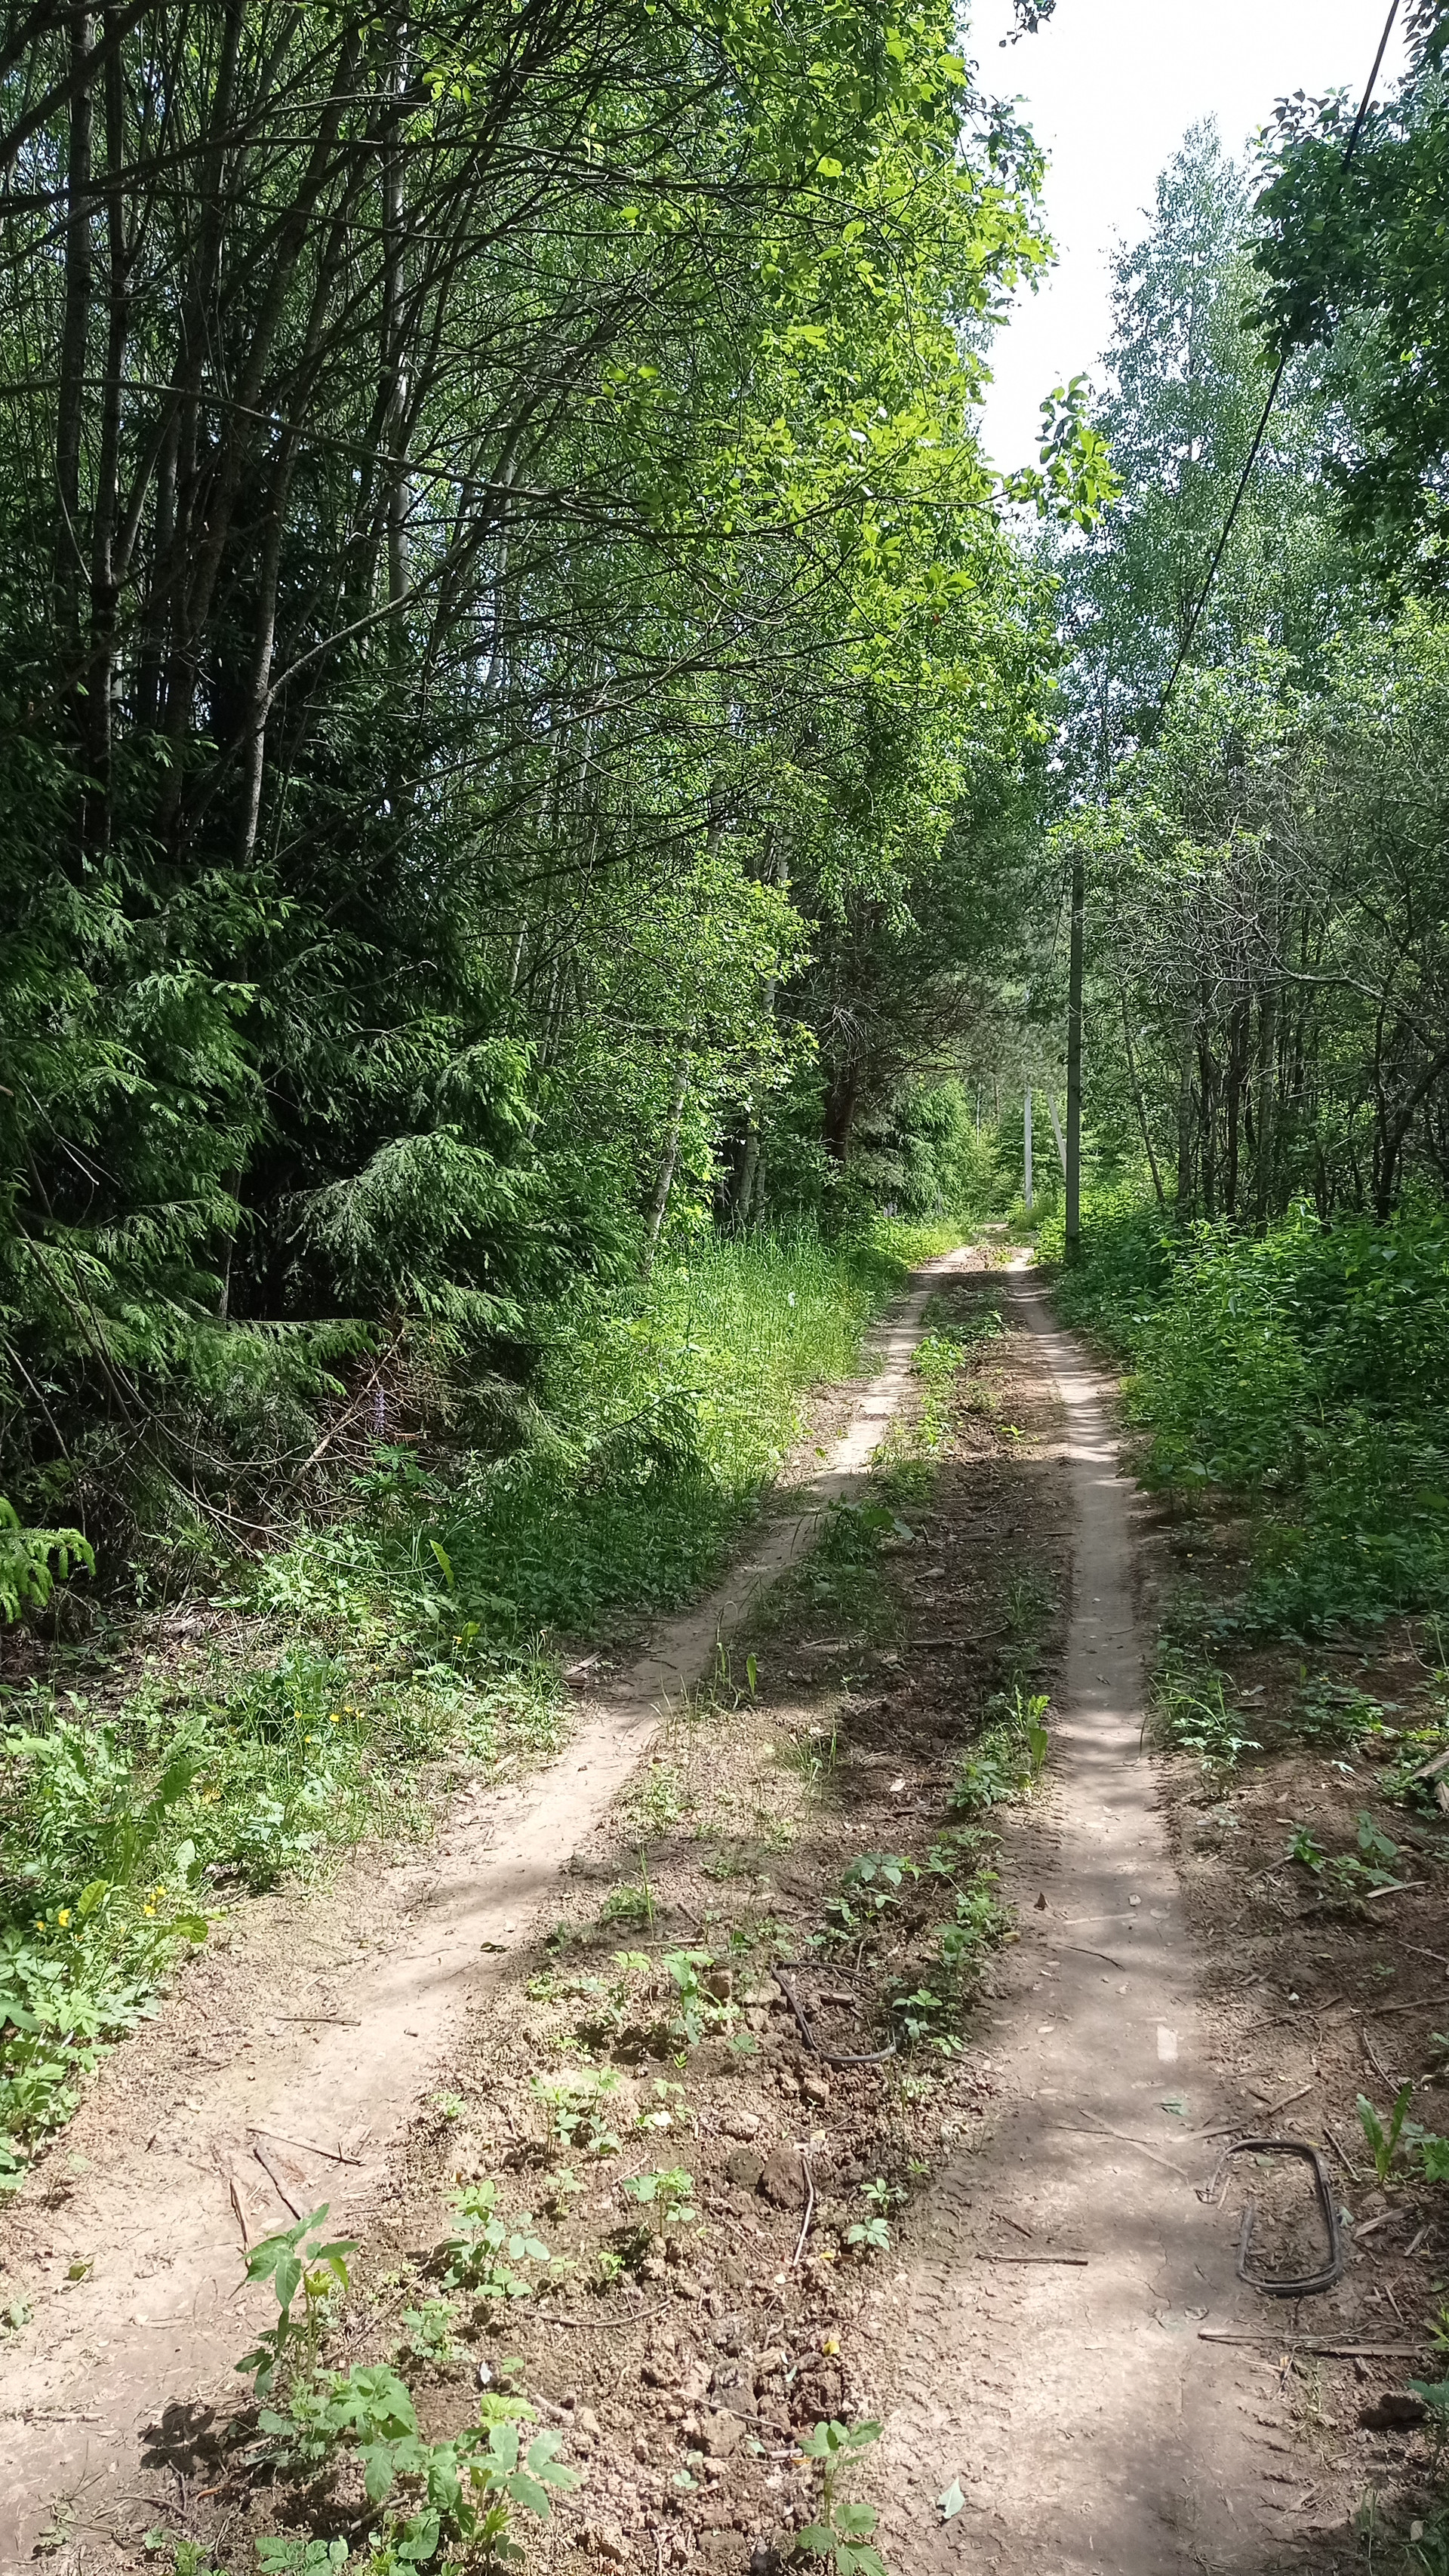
(1158, 0, 1404, 714)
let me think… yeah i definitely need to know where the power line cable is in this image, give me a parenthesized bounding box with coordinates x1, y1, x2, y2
(1158, 0, 1402, 713)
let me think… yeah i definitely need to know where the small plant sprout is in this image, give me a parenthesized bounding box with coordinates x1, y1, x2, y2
(796, 2418, 888, 2575)
(844, 2180, 898, 2255)
(396, 2297, 465, 2369)
(662, 1947, 736, 2047)
(623, 2165, 697, 2224)
(438, 2180, 549, 2297)
(254, 2544, 349, 2574)
(1357, 2083, 1414, 2186)
(531, 2067, 622, 2155)
(235, 2204, 357, 2396)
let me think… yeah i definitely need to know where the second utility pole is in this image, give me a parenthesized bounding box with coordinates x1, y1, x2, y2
(1065, 854, 1084, 1257)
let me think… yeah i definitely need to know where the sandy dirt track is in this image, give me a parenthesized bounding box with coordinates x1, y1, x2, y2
(875, 1263, 1280, 2574)
(0, 1255, 970, 2568)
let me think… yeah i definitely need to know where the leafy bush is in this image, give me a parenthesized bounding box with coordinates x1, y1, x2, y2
(1048, 1191, 1449, 1635)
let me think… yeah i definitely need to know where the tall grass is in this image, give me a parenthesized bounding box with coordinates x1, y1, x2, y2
(1042, 1190, 1449, 1636)
(0, 1219, 961, 2187)
(377, 1220, 958, 1639)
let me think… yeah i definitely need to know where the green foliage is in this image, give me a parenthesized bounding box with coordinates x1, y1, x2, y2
(950, 1685, 1051, 1814)
(1358, 2085, 1415, 2187)
(0, 0, 1060, 1555)
(1255, 33, 1449, 581)
(796, 2419, 888, 2576)
(437, 2181, 549, 2300)
(1152, 1651, 1261, 1771)
(251, 2370, 577, 2563)
(235, 2205, 357, 2397)
(621, 2166, 697, 2225)
(0, 1502, 94, 1625)
(1053, 1192, 1449, 1637)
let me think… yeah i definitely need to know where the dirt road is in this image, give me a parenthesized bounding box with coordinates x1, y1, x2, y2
(0, 1256, 968, 2568)
(875, 1264, 1285, 2574)
(0, 1254, 1331, 2572)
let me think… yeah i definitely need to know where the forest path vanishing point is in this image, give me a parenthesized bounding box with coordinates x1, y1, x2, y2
(876, 1261, 1284, 2576)
(0, 1253, 974, 2566)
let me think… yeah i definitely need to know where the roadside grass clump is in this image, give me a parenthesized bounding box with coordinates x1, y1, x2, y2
(911, 1304, 1002, 1450)
(1287, 1809, 1407, 1907)
(412, 1220, 957, 1645)
(1045, 1191, 1449, 1639)
(949, 1683, 1050, 1816)
(768, 1494, 906, 1639)
(814, 1835, 1011, 2057)
(1152, 1648, 1261, 1771)
(0, 1641, 564, 2190)
(0, 1222, 945, 2187)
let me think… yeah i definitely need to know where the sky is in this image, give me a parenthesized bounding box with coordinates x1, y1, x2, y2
(969, 0, 1408, 469)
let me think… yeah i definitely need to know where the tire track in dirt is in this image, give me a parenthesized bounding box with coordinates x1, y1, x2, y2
(0, 1253, 969, 2569)
(875, 1263, 1285, 2575)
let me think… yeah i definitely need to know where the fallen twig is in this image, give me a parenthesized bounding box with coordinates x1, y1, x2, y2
(1353, 2205, 1412, 2242)
(253, 2140, 307, 2219)
(1363, 1879, 1427, 1901)
(791, 2153, 816, 2270)
(977, 2251, 1088, 2265)
(228, 2174, 251, 2251)
(532, 2300, 672, 2330)
(1198, 2331, 1426, 2356)
(1058, 2115, 1184, 2175)
(1322, 2119, 1364, 2184)
(251, 2126, 361, 2167)
(1195, 2083, 1314, 2141)
(1361, 2026, 1404, 2092)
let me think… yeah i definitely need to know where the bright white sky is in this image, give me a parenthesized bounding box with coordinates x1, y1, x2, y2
(969, 0, 1408, 469)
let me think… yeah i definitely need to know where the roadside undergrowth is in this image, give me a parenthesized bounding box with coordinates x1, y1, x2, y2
(1044, 1195, 1449, 2558)
(0, 1223, 955, 2201)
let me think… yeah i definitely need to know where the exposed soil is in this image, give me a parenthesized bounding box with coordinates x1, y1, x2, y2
(7, 1255, 1447, 2576)
(0, 1254, 970, 2565)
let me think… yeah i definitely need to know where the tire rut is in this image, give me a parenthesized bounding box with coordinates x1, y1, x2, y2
(0, 1254, 971, 2569)
(875, 1264, 1288, 2575)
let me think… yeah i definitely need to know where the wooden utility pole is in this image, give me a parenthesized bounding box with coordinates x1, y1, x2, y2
(1065, 854, 1084, 1257)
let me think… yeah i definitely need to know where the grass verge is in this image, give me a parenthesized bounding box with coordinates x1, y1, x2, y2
(1041, 1189, 1449, 1639)
(0, 1220, 957, 2195)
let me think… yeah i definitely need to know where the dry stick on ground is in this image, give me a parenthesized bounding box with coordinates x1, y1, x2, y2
(1199, 2332, 1427, 2356)
(226, 2176, 251, 2251)
(1362, 2027, 1404, 2092)
(1195, 2082, 1315, 2141)
(252, 2141, 306, 2219)
(1323, 2119, 1364, 2182)
(1060, 2114, 1184, 2175)
(1404, 1747, 1449, 1787)
(791, 2156, 817, 2270)
(251, 2127, 361, 2166)
(978, 2251, 1089, 2266)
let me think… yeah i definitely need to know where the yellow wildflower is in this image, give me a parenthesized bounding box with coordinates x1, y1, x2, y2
(56, 1909, 71, 1928)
